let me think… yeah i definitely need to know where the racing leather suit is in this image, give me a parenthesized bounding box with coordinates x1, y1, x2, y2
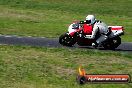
(85, 20, 109, 46)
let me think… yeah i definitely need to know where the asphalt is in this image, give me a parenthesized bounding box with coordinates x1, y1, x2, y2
(0, 35, 132, 52)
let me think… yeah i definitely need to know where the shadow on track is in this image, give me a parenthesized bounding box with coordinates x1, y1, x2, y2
(75, 43, 132, 52)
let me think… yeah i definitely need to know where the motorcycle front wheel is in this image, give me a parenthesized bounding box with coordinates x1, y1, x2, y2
(59, 33, 76, 46)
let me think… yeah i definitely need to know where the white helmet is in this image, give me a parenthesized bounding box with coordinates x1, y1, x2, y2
(86, 15, 96, 24)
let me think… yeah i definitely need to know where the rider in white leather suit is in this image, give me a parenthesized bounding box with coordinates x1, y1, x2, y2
(85, 15, 109, 47)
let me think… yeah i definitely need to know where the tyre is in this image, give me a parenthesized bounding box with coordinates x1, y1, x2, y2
(103, 37, 121, 50)
(59, 33, 76, 46)
(112, 36, 121, 48)
(76, 75, 87, 84)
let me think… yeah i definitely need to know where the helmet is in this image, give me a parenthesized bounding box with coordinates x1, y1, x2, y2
(86, 15, 95, 24)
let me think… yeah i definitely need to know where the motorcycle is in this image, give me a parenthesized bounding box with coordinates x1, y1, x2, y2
(59, 21, 124, 49)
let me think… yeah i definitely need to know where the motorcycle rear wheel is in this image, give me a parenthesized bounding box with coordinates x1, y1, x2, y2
(103, 36, 121, 50)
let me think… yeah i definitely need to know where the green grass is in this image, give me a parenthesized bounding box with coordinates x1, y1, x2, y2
(0, 45, 132, 88)
(0, 0, 131, 41)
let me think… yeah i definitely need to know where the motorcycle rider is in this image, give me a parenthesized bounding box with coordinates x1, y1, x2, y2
(84, 15, 110, 48)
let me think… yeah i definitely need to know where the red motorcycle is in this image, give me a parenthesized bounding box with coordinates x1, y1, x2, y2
(59, 21, 124, 49)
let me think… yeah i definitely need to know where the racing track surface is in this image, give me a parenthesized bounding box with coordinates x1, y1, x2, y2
(0, 35, 132, 52)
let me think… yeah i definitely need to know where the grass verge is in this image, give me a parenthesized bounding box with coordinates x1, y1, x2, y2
(0, 45, 132, 88)
(0, 0, 131, 41)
